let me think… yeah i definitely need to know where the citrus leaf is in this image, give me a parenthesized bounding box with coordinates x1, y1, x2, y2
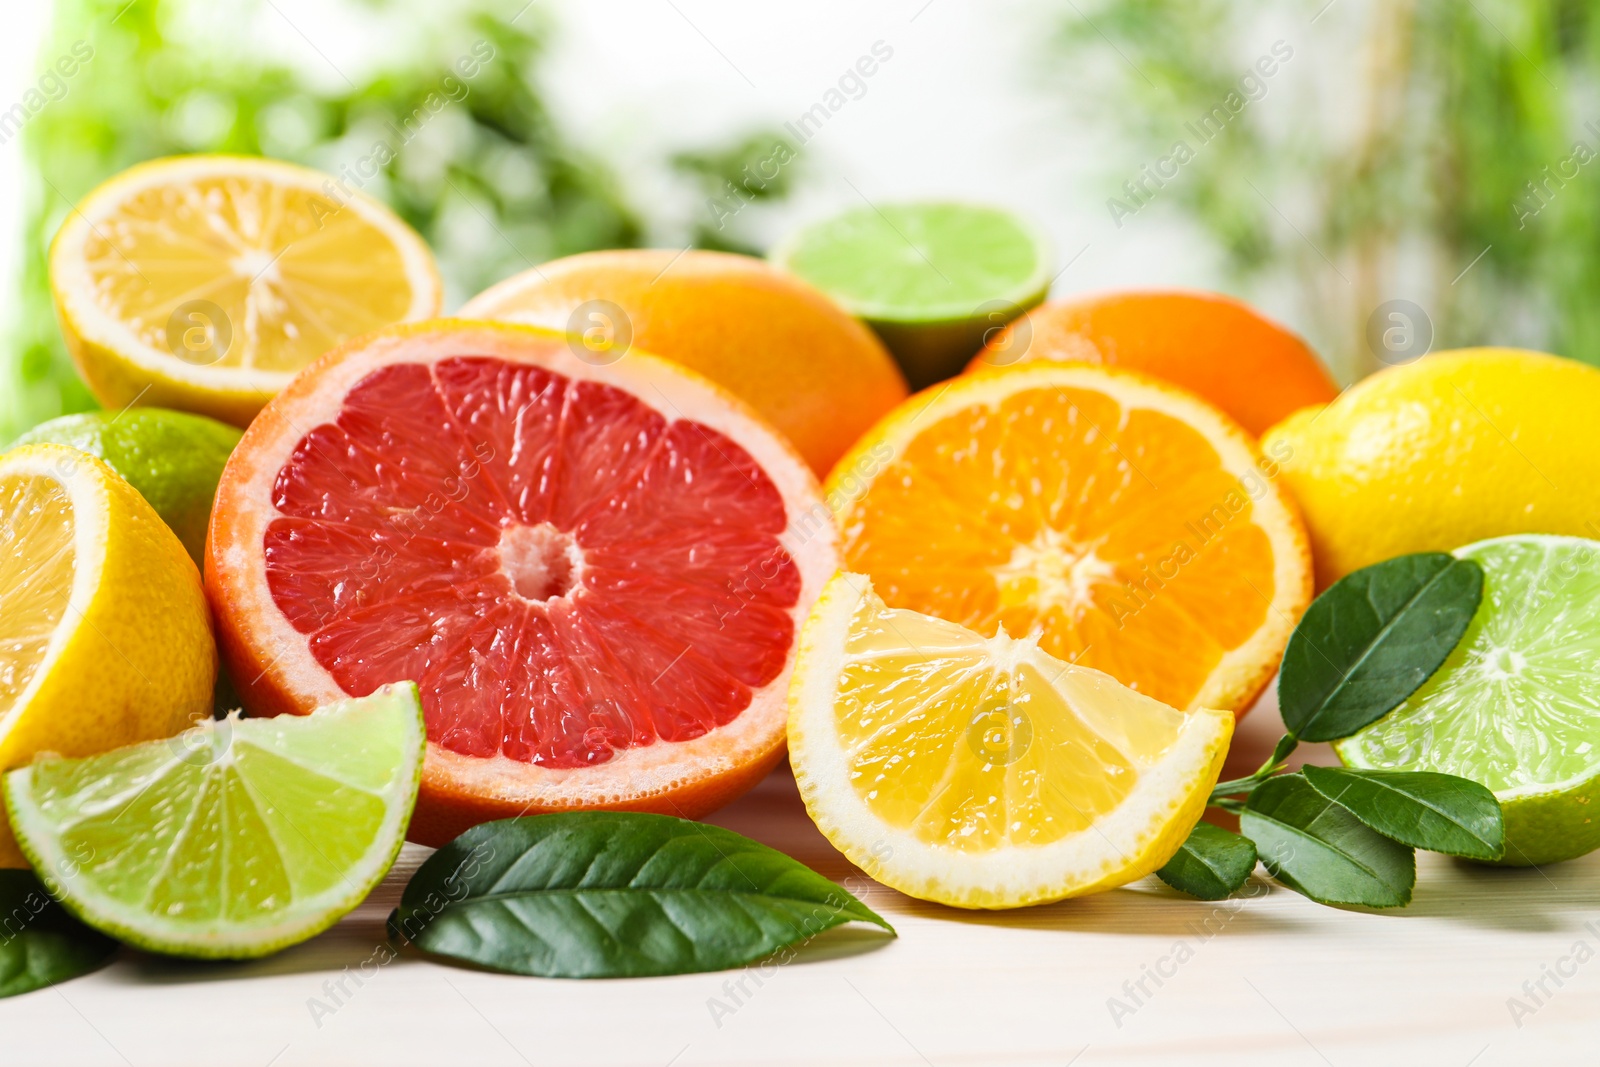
(1302, 765, 1504, 861)
(1155, 821, 1257, 900)
(1241, 773, 1416, 908)
(390, 813, 894, 978)
(0, 870, 117, 998)
(1279, 553, 1484, 743)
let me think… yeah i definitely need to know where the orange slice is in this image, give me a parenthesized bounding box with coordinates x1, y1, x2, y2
(827, 363, 1312, 713)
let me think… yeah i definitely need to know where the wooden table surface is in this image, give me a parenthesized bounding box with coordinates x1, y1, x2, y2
(4, 691, 1597, 1067)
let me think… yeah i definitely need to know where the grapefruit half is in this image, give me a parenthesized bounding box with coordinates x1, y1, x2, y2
(206, 320, 839, 845)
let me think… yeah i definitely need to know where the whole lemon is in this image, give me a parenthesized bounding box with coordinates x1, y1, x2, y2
(1262, 348, 1600, 587)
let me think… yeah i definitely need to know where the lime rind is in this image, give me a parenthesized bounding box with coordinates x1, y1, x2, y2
(772, 202, 1052, 324)
(3, 683, 425, 959)
(1336, 534, 1600, 865)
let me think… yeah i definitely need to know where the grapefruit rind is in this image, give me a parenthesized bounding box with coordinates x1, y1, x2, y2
(206, 319, 838, 843)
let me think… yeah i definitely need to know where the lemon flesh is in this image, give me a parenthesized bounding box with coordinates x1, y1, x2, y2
(0, 475, 74, 712)
(1337, 535, 1600, 866)
(5, 684, 425, 958)
(0, 444, 215, 867)
(50, 155, 441, 426)
(789, 573, 1231, 908)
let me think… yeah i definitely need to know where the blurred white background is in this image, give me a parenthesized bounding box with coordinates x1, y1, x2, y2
(0, 0, 1225, 337)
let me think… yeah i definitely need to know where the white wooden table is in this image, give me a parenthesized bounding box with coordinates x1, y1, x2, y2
(4, 693, 1597, 1066)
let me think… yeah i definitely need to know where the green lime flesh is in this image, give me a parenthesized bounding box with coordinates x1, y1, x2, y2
(8, 409, 242, 564)
(1336, 535, 1600, 866)
(4, 684, 425, 959)
(773, 202, 1050, 388)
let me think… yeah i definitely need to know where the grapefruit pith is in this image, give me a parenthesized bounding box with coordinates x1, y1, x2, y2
(206, 320, 839, 845)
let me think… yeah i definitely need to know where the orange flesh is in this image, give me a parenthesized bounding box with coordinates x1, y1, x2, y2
(838, 385, 1276, 710)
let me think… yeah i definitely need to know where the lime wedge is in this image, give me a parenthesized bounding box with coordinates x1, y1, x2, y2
(4, 684, 425, 958)
(772, 202, 1051, 388)
(1336, 535, 1600, 866)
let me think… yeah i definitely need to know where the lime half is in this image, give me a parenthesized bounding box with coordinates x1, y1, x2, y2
(4, 684, 424, 958)
(773, 202, 1051, 388)
(1336, 535, 1600, 866)
(8, 408, 241, 564)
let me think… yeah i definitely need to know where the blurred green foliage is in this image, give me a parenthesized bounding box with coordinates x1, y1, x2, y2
(1051, 0, 1600, 381)
(5, 0, 791, 440)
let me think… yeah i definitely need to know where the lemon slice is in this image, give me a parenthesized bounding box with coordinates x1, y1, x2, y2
(788, 573, 1232, 908)
(0, 444, 216, 866)
(50, 155, 441, 427)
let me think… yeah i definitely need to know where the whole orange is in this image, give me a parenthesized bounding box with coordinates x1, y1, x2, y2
(460, 249, 908, 475)
(967, 289, 1338, 436)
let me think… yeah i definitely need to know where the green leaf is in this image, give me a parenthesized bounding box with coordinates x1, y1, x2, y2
(1155, 821, 1258, 900)
(1279, 553, 1484, 743)
(389, 813, 894, 978)
(1241, 774, 1416, 908)
(0, 870, 117, 998)
(1302, 765, 1505, 861)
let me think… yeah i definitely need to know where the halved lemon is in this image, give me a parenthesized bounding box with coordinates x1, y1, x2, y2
(0, 444, 216, 866)
(788, 572, 1232, 908)
(50, 155, 442, 427)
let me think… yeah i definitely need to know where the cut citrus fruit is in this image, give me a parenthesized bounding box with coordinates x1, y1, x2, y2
(0, 443, 215, 867)
(459, 248, 908, 476)
(788, 573, 1232, 908)
(829, 363, 1312, 715)
(9, 408, 241, 564)
(5, 683, 425, 958)
(1336, 535, 1600, 866)
(968, 290, 1339, 436)
(50, 155, 442, 427)
(772, 202, 1051, 389)
(206, 320, 839, 846)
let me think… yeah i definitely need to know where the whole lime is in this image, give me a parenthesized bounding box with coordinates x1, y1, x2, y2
(9, 409, 241, 564)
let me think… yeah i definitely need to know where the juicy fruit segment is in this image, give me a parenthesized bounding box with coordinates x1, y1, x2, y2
(832, 364, 1310, 713)
(81, 174, 412, 372)
(0, 476, 74, 711)
(262, 356, 800, 769)
(837, 602, 1181, 850)
(50, 156, 440, 425)
(790, 574, 1232, 908)
(4, 684, 425, 957)
(1337, 535, 1600, 865)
